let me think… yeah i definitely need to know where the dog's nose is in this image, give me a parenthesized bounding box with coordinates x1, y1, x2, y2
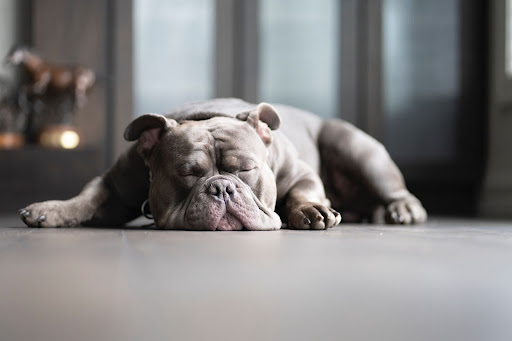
(207, 179, 236, 199)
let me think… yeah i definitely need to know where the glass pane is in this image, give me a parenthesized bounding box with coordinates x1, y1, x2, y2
(259, 0, 340, 118)
(134, 0, 214, 116)
(507, 0, 512, 77)
(383, 0, 459, 162)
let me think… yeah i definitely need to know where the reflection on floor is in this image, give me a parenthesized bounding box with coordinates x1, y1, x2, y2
(1, 215, 511, 341)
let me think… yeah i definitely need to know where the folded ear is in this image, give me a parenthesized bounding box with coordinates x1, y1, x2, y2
(236, 103, 281, 145)
(124, 113, 177, 159)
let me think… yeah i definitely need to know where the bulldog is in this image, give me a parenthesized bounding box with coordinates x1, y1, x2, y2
(19, 98, 426, 230)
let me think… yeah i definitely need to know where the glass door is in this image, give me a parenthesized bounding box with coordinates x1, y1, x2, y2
(382, 0, 460, 163)
(381, 0, 486, 213)
(133, 0, 215, 116)
(258, 0, 340, 118)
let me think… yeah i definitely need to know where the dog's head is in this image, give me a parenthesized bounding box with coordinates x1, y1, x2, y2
(125, 103, 282, 230)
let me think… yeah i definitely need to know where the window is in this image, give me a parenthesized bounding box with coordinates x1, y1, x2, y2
(134, 0, 215, 116)
(383, 0, 459, 163)
(258, 0, 340, 118)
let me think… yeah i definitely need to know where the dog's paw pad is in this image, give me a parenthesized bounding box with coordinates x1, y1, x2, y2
(289, 203, 342, 230)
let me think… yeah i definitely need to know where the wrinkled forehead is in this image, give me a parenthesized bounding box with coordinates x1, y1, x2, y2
(207, 117, 264, 150)
(162, 117, 266, 161)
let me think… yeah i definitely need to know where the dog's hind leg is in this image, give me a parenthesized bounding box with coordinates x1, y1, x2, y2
(318, 119, 427, 224)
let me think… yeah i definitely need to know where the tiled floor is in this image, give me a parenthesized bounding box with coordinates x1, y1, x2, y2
(1, 215, 511, 341)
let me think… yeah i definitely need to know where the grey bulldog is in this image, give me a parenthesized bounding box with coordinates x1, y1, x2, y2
(19, 98, 426, 230)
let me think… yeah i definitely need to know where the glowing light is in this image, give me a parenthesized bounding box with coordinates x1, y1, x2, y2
(38, 126, 81, 149)
(59, 130, 80, 149)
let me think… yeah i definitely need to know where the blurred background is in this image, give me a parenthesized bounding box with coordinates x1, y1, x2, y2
(0, 0, 510, 220)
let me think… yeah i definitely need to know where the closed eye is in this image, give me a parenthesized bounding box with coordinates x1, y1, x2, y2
(178, 167, 207, 178)
(235, 166, 259, 180)
(239, 166, 258, 173)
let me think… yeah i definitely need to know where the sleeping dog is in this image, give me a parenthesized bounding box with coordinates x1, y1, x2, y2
(19, 98, 426, 230)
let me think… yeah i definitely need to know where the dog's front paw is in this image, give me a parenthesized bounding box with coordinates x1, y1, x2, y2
(385, 196, 427, 224)
(288, 203, 342, 230)
(19, 201, 80, 228)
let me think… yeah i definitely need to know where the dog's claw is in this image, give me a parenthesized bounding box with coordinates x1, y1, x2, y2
(303, 218, 311, 225)
(391, 212, 398, 222)
(21, 210, 30, 217)
(37, 215, 46, 223)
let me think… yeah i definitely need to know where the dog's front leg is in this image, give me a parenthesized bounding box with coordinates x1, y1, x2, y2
(284, 163, 342, 230)
(19, 176, 109, 227)
(20, 145, 150, 228)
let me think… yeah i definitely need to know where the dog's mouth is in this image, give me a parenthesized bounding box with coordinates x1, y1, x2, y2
(197, 196, 253, 231)
(215, 212, 244, 231)
(184, 175, 262, 231)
